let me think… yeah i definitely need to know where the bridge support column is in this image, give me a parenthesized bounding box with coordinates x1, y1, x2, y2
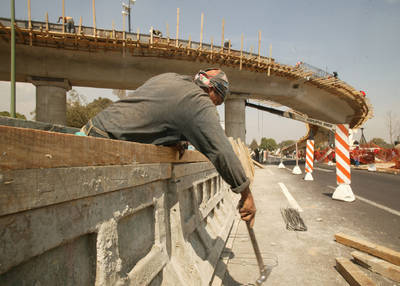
(29, 77, 71, 125)
(224, 96, 246, 142)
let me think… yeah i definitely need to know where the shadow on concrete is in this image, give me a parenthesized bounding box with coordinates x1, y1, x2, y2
(323, 192, 333, 198)
(165, 180, 244, 285)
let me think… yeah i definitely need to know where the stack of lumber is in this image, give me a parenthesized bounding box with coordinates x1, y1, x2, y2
(228, 137, 255, 185)
(335, 233, 400, 285)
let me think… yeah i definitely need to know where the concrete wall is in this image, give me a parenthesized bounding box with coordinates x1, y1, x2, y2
(0, 162, 237, 285)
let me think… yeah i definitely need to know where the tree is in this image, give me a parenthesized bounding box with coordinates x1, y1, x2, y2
(259, 137, 277, 151)
(249, 139, 259, 151)
(0, 111, 26, 120)
(66, 89, 113, 128)
(278, 140, 295, 149)
(369, 138, 392, 149)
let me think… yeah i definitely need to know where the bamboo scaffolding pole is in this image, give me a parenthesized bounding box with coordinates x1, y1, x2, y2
(199, 12, 204, 49)
(62, 0, 65, 33)
(240, 33, 243, 70)
(176, 8, 179, 47)
(92, 0, 96, 36)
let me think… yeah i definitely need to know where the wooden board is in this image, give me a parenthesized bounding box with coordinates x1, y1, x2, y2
(352, 251, 400, 283)
(335, 233, 400, 266)
(336, 257, 376, 286)
(0, 163, 171, 216)
(0, 126, 208, 170)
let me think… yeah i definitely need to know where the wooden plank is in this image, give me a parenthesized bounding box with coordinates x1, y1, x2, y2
(0, 126, 208, 170)
(252, 159, 264, 169)
(335, 233, 400, 266)
(0, 163, 171, 216)
(352, 251, 400, 283)
(336, 257, 376, 286)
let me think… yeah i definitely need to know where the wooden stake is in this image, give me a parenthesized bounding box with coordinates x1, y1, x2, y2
(166, 22, 169, 42)
(122, 14, 126, 40)
(78, 16, 82, 35)
(258, 30, 261, 65)
(112, 20, 115, 39)
(150, 26, 153, 44)
(221, 18, 225, 50)
(268, 44, 272, 76)
(62, 0, 65, 33)
(92, 0, 96, 36)
(136, 27, 140, 42)
(28, 0, 32, 29)
(250, 46, 253, 58)
(240, 33, 243, 70)
(176, 8, 179, 47)
(188, 35, 191, 48)
(45, 12, 49, 31)
(210, 37, 213, 59)
(200, 12, 204, 49)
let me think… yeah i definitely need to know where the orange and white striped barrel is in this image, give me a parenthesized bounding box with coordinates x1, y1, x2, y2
(335, 124, 351, 185)
(305, 140, 314, 173)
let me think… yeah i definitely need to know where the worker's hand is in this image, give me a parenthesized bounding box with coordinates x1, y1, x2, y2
(238, 187, 256, 228)
(174, 141, 189, 159)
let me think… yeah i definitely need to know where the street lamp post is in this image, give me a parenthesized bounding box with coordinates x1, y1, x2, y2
(122, 0, 136, 33)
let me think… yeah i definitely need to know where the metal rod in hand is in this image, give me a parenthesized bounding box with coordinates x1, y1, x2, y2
(246, 222, 265, 273)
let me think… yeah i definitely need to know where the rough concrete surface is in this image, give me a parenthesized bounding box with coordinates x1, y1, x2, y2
(219, 166, 400, 286)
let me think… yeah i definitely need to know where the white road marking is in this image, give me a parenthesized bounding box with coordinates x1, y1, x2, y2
(278, 182, 303, 212)
(314, 167, 334, 173)
(327, 185, 400, 217)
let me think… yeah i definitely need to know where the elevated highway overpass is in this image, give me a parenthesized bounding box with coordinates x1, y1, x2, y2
(0, 18, 372, 141)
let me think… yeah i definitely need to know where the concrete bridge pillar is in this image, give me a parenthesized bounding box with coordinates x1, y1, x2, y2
(29, 76, 71, 125)
(224, 94, 247, 142)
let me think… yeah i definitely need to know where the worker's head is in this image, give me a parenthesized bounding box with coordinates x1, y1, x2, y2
(194, 68, 229, 106)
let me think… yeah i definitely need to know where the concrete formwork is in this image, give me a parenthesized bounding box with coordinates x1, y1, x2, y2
(0, 162, 237, 285)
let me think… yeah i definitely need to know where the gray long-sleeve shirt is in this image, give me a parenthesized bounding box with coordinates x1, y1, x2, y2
(91, 73, 250, 193)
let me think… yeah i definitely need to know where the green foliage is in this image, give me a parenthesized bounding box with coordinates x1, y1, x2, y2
(369, 138, 393, 149)
(0, 111, 27, 120)
(249, 139, 259, 150)
(278, 140, 295, 149)
(66, 89, 113, 128)
(259, 137, 277, 151)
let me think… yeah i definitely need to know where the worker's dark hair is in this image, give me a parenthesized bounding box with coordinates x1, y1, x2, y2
(194, 68, 229, 101)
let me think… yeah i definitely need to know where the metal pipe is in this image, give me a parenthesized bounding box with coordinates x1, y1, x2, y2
(10, 0, 16, 118)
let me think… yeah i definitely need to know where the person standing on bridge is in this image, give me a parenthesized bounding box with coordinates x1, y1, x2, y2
(58, 16, 75, 33)
(81, 68, 256, 226)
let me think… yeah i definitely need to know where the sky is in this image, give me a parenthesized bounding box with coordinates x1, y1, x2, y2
(0, 0, 399, 144)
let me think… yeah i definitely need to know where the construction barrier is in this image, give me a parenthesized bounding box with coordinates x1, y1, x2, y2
(304, 139, 314, 181)
(332, 124, 355, 202)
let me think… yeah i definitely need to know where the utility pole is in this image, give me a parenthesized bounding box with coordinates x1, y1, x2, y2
(10, 0, 16, 118)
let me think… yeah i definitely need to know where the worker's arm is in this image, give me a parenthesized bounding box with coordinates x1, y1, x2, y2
(176, 96, 256, 224)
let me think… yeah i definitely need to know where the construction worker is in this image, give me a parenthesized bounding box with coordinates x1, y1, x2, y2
(81, 69, 256, 226)
(58, 16, 75, 33)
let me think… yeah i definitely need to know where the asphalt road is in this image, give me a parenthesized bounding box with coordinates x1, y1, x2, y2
(308, 162, 400, 212)
(220, 163, 400, 286)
